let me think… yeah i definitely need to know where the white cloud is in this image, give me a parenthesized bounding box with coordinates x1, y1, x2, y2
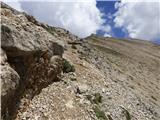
(100, 25, 112, 37)
(5, 0, 104, 38)
(3, 1, 22, 11)
(104, 33, 111, 37)
(101, 25, 111, 33)
(114, 0, 160, 41)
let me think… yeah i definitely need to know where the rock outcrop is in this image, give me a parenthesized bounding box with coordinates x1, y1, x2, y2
(1, 2, 64, 119)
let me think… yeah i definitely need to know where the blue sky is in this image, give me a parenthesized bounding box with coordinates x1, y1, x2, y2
(4, 0, 160, 43)
(96, 1, 160, 42)
(96, 1, 126, 38)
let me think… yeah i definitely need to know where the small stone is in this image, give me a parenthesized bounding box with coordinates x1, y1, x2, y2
(65, 100, 74, 108)
(70, 76, 77, 81)
(102, 88, 105, 93)
(77, 84, 89, 94)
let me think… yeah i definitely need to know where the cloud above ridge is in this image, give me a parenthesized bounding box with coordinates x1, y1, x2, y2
(5, 0, 106, 38)
(114, 0, 160, 41)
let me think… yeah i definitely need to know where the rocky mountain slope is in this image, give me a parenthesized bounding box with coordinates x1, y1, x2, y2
(1, 2, 160, 120)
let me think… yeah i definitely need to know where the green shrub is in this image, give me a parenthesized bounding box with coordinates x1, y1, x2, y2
(63, 59, 75, 73)
(93, 105, 108, 120)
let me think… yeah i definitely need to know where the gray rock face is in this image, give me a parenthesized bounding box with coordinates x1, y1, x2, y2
(1, 49, 20, 115)
(1, 4, 64, 57)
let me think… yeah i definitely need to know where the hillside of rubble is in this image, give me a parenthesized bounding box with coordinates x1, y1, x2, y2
(1, 2, 160, 120)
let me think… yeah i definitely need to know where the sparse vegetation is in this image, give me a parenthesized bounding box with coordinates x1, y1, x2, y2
(93, 105, 108, 120)
(41, 24, 56, 35)
(46, 28, 53, 34)
(45, 26, 56, 36)
(86, 93, 102, 105)
(62, 59, 75, 73)
(86, 93, 107, 120)
(93, 93, 102, 104)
